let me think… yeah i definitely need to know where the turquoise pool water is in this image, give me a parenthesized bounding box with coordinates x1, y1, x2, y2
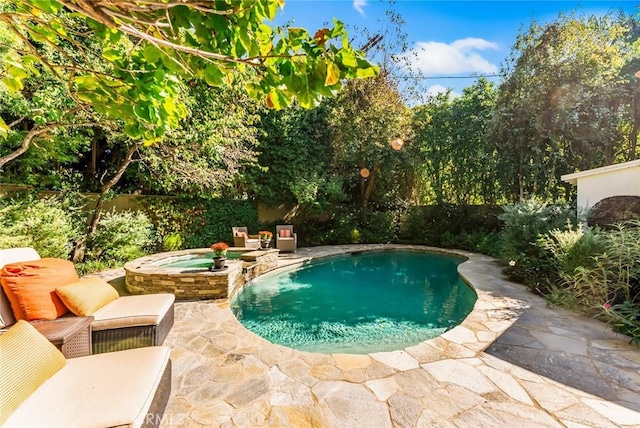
(159, 252, 241, 268)
(231, 250, 477, 354)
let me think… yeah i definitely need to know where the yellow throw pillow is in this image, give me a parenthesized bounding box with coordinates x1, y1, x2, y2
(0, 320, 66, 424)
(56, 277, 120, 316)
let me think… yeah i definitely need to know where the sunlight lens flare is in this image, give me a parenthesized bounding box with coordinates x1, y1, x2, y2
(391, 138, 404, 150)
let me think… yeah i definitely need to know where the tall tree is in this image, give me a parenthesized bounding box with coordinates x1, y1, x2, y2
(329, 72, 412, 208)
(492, 13, 639, 201)
(412, 79, 499, 204)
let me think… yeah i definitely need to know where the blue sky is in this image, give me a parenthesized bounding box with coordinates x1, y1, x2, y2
(274, 1, 637, 101)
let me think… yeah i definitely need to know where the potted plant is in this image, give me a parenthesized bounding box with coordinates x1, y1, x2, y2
(210, 242, 229, 269)
(258, 230, 273, 249)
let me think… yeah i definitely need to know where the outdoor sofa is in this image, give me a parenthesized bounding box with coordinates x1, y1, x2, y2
(0, 247, 175, 354)
(0, 320, 171, 427)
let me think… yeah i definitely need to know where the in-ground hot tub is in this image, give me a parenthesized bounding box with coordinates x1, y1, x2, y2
(124, 248, 279, 300)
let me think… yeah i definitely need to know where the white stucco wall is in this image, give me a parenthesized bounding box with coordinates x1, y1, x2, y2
(562, 160, 640, 217)
(573, 165, 640, 213)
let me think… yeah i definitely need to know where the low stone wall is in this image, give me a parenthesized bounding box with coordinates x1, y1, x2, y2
(240, 249, 279, 276)
(124, 248, 279, 300)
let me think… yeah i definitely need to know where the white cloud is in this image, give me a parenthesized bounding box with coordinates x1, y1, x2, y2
(400, 38, 499, 76)
(353, 0, 367, 16)
(426, 85, 460, 99)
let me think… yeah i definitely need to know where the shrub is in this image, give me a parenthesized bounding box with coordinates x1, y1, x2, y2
(499, 199, 575, 291)
(87, 210, 157, 262)
(569, 221, 640, 309)
(539, 225, 602, 283)
(162, 233, 183, 251)
(357, 210, 398, 243)
(140, 197, 259, 248)
(0, 194, 76, 258)
(601, 301, 640, 346)
(537, 220, 640, 344)
(398, 204, 504, 248)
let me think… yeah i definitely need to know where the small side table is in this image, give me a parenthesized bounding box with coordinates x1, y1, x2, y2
(30, 316, 93, 358)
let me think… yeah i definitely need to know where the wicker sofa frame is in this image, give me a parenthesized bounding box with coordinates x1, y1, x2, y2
(92, 305, 175, 354)
(142, 359, 172, 428)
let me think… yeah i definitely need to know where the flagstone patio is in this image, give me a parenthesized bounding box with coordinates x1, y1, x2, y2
(99, 245, 640, 427)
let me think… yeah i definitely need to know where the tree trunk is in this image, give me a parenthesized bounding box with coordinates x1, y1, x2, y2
(87, 143, 141, 235)
(629, 83, 640, 161)
(362, 165, 378, 208)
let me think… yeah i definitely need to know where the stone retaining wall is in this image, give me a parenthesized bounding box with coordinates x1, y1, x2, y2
(124, 248, 280, 300)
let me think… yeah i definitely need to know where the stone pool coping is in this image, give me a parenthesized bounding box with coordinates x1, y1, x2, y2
(158, 244, 639, 427)
(239, 244, 518, 359)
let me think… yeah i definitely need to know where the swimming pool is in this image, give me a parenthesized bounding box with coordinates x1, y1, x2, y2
(231, 250, 477, 354)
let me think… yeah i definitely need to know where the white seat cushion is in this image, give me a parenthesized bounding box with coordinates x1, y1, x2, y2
(5, 346, 170, 428)
(0, 248, 41, 269)
(0, 248, 41, 328)
(91, 294, 174, 332)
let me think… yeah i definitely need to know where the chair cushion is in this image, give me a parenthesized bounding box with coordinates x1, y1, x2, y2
(91, 293, 175, 331)
(5, 346, 170, 428)
(1, 258, 77, 321)
(56, 277, 120, 316)
(0, 320, 66, 425)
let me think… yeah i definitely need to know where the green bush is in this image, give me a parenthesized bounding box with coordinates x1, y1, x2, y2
(357, 210, 398, 243)
(140, 197, 259, 248)
(539, 225, 602, 283)
(398, 204, 503, 255)
(537, 220, 639, 344)
(162, 233, 183, 251)
(499, 199, 575, 291)
(0, 194, 77, 258)
(314, 207, 400, 245)
(602, 301, 640, 346)
(87, 210, 157, 262)
(569, 221, 640, 308)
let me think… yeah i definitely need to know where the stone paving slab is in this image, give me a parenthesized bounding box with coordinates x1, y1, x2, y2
(96, 245, 640, 427)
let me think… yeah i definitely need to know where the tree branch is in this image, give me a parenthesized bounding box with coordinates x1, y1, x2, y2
(0, 122, 99, 169)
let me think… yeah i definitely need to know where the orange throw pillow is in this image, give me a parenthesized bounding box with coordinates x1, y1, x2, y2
(0, 258, 77, 321)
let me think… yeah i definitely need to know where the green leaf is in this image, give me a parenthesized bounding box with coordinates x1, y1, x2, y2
(0, 117, 10, 138)
(134, 104, 151, 121)
(8, 66, 28, 80)
(355, 58, 379, 78)
(263, 0, 278, 20)
(338, 48, 357, 68)
(2, 77, 23, 92)
(124, 122, 144, 139)
(143, 45, 162, 63)
(102, 47, 121, 61)
(265, 88, 290, 110)
(33, 0, 62, 14)
(204, 64, 225, 86)
(74, 75, 100, 91)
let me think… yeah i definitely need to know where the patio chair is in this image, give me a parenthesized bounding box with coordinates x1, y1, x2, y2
(275, 225, 297, 253)
(232, 226, 260, 249)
